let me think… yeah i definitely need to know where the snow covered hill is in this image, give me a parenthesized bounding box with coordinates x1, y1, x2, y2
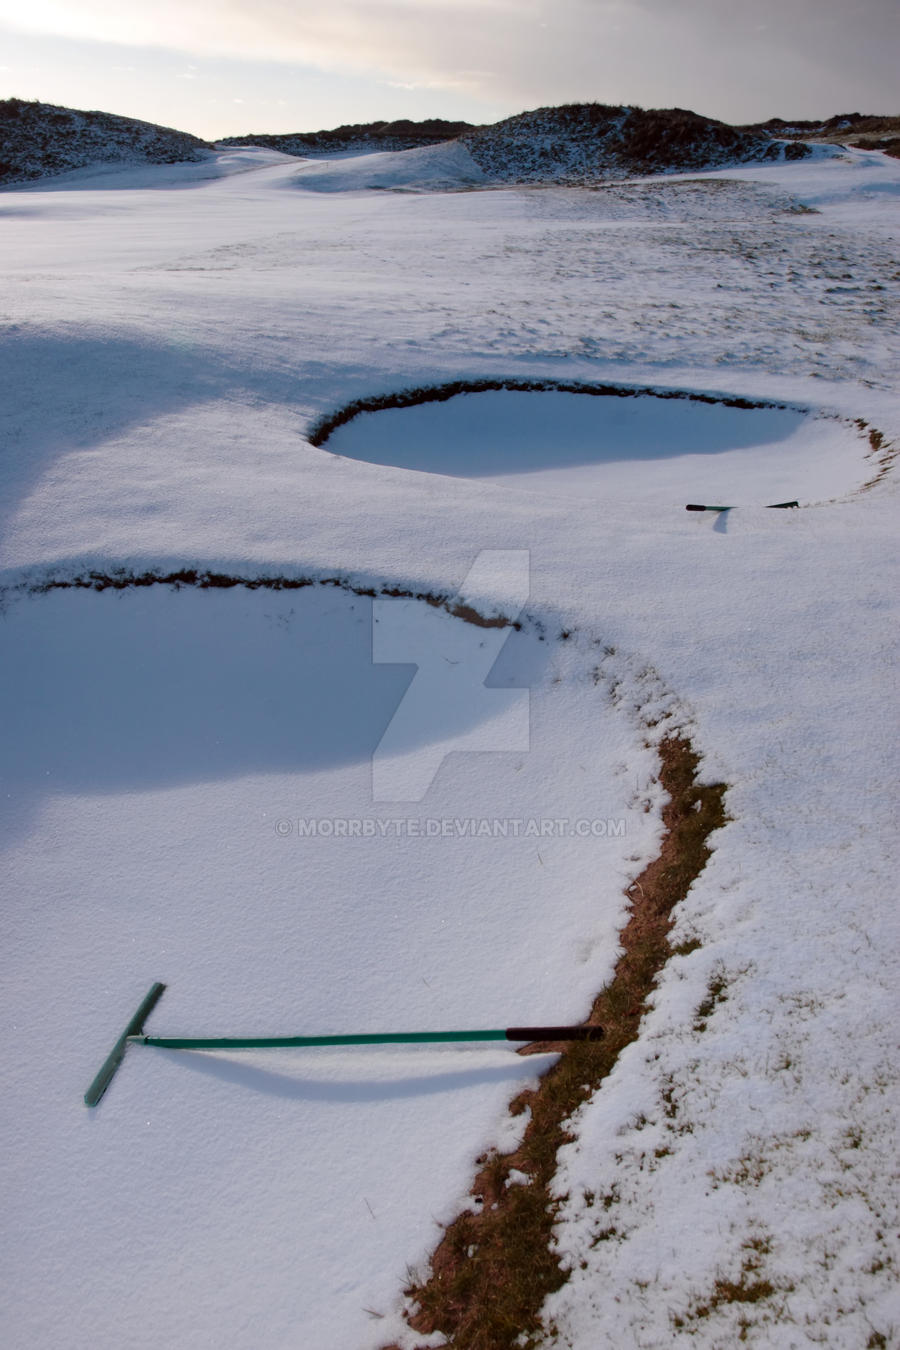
(0, 99, 832, 193)
(229, 103, 814, 190)
(218, 117, 475, 157)
(221, 103, 815, 187)
(460, 103, 808, 184)
(0, 98, 209, 187)
(283, 138, 487, 192)
(742, 112, 900, 158)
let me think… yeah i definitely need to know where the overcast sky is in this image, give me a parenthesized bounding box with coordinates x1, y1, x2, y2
(1, 0, 897, 140)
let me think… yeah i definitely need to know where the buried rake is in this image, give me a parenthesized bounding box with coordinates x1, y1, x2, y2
(685, 500, 799, 511)
(84, 982, 604, 1106)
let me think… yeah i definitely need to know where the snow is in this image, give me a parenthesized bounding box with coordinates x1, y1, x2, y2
(459, 105, 791, 185)
(0, 144, 898, 1348)
(283, 138, 486, 192)
(2, 146, 297, 193)
(325, 389, 863, 504)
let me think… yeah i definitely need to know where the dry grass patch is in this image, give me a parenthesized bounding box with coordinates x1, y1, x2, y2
(389, 736, 728, 1350)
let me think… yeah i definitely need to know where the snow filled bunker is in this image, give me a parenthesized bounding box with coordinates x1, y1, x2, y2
(320, 385, 865, 504)
(1, 580, 650, 1039)
(1, 578, 659, 1349)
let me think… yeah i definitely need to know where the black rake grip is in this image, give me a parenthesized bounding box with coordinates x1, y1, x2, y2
(505, 1025, 604, 1042)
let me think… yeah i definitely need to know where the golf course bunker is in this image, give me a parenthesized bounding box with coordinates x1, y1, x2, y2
(0, 580, 543, 814)
(322, 385, 867, 504)
(1, 575, 668, 1348)
(1, 575, 651, 1031)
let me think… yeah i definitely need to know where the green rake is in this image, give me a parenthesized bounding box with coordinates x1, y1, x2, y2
(84, 982, 604, 1106)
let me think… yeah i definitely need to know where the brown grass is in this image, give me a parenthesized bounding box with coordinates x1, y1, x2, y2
(3, 570, 523, 632)
(853, 419, 897, 493)
(388, 736, 728, 1350)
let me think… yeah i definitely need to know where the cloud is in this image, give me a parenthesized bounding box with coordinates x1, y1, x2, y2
(0, 0, 539, 75)
(1, 0, 897, 120)
(0, 0, 560, 106)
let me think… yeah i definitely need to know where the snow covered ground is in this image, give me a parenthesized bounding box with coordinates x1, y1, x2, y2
(0, 144, 898, 1349)
(325, 388, 862, 504)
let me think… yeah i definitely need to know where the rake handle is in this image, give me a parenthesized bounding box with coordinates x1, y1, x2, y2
(129, 1025, 604, 1050)
(506, 1026, 603, 1042)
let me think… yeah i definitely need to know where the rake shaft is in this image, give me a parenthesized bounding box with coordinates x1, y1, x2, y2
(129, 1025, 604, 1050)
(85, 981, 605, 1106)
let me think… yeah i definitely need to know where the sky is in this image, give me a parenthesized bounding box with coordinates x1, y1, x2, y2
(0, 0, 897, 141)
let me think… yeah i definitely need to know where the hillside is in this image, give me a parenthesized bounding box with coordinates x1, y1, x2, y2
(0, 98, 209, 186)
(218, 117, 475, 157)
(459, 103, 804, 183)
(224, 104, 803, 184)
(5, 100, 900, 192)
(10, 100, 900, 192)
(742, 112, 900, 159)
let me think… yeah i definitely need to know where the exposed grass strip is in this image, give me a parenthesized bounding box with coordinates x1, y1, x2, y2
(853, 419, 897, 492)
(6, 566, 731, 1345)
(389, 735, 728, 1350)
(0, 569, 521, 631)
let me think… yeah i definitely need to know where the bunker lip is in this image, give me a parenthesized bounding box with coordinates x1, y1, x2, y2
(0, 568, 522, 630)
(306, 376, 805, 448)
(0, 569, 545, 839)
(307, 378, 892, 508)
